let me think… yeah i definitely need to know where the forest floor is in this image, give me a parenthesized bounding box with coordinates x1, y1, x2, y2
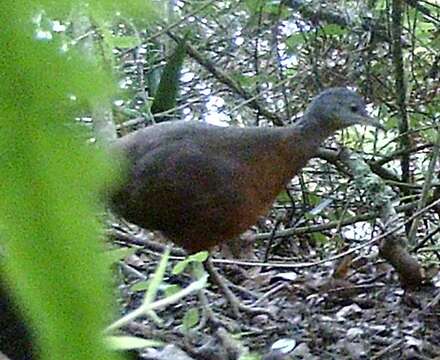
(115, 229, 440, 360)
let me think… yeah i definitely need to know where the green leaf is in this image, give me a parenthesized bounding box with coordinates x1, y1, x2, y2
(150, 35, 188, 117)
(106, 247, 138, 266)
(286, 33, 306, 51)
(163, 284, 182, 297)
(0, 12, 120, 360)
(321, 24, 345, 36)
(311, 232, 327, 244)
(89, 1, 164, 24)
(232, 72, 255, 88)
(308, 193, 321, 206)
(172, 251, 208, 275)
(144, 248, 170, 304)
(172, 258, 190, 275)
(188, 251, 209, 263)
(131, 281, 181, 296)
(276, 190, 292, 204)
(105, 336, 163, 350)
(111, 36, 141, 49)
(131, 280, 150, 292)
(181, 308, 199, 332)
(244, 0, 265, 14)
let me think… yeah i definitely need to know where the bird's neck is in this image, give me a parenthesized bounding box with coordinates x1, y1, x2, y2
(274, 114, 335, 177)
(294, 113, 336, 142)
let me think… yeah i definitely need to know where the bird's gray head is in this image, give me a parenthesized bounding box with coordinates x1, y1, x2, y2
(305, 87, 384, 131)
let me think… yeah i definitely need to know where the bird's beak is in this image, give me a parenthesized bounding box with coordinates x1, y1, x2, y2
(357, 115, 386, 131)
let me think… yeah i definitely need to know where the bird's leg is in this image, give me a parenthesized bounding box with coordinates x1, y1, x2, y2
(205, 257, 240, 317)
(196, 288, 229, 330)
(188, 262, 233, 330)
(205, 257, 273, 318)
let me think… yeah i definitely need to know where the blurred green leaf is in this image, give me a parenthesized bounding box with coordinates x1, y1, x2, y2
(150, 36, 188, 117)
(0, 1, 163, 359)
(144, 248, 170, 304)
(163, 283, 182, 297)
(131, 281, 181, 296)
(131, 280, 150, 292)
(106, 247, 138, 266)
(172, 259, 190, 275)
(308, 193, 321, 206)
(33, 0, 163, 22)
(172, 251, 208, 275)
(89, 0, 163, 23)
(276, 190, 292, 204)
(321, 24, 345, 36)
(310, 232, 327, 244)
(232, 72, 256, 88)
(424, 128, 440, 143)
(286, 33, 306, 51)
(111, 35, 142, 49)
(106, 336, 163, 350)
(0, 35, 121, 360)
(181, 308, 199, 332)
(188, 251, 209, 263)
(244, 0, 265, 14)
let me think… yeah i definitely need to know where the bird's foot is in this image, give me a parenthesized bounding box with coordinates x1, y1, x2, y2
(205, 258, 273, 319)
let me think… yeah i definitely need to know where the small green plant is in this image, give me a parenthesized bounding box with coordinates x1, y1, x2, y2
(106, 248, 208, 349)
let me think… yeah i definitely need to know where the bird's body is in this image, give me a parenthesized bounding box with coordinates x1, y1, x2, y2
(110, 88, 382, 253)
(111, 122, 319, 252)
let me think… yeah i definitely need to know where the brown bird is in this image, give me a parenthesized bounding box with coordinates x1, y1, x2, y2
(110, 87, 383, 314)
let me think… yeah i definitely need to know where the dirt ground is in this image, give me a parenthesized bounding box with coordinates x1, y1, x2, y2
(114, 229, 440, 360)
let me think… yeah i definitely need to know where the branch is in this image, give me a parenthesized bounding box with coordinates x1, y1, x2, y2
(166, 31, 285, 126)
(317, 148, 402, 184)
(339, 148, 423, 289)
(254, 201, 417, 241)
(408, 124, 440, 242)
(282, 0, 393, 43)
(392, 0, 411, 192)
(404, 0, 440, 25)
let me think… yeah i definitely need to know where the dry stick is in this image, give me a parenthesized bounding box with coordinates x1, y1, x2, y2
(211, 197, 440, 269)
(384, 179, 435, 189)
(412, 225, 440, 253)
(377, 124, 436, 153)
(229, 76, 297, 115)
(370, 339, 404, 360)
(423, 290, 440, 312)
(404, 0, 440, 25)
(373, 143, 433, 167)
(113, 199, 424, 266)
(253, 283, 287, 306)
(408, 124, 440, 243)
(334, 195, 352, 237)
(254, 201, 418, 241)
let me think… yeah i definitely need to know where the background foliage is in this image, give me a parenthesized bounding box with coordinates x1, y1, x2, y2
(0, 0, 439, 359)
(114, 0, 438, 248)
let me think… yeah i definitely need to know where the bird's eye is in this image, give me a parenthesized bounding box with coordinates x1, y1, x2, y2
(350, 105, 359, 113)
